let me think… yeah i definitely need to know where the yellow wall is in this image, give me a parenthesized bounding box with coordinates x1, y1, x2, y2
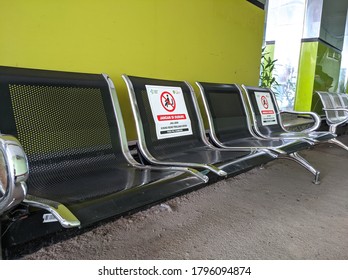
(0, 0, 265, 140)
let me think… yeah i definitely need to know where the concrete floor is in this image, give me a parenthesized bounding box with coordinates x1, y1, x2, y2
(19, 135, 348, 260)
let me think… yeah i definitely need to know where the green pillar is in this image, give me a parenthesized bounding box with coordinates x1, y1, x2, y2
(264, 42, 275, 61)
(295, 40, 342, 114)
(294, 41, 318, 111)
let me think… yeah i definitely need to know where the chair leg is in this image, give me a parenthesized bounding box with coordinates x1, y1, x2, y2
(329, 124, 337, 134)
(328, 138, 348, 152)
(280, 152, 320, 185)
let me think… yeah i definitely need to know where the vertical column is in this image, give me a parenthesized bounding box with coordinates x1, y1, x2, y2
(295, 0, 348, 113)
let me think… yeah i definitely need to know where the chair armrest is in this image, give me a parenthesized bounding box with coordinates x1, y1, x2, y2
(0, 135, 29, 215)
(280, 110, 321, 133)
(322, 108, 348, 126)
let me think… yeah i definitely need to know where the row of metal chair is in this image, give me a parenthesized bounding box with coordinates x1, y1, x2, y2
(123, 75, 344, 186)
(0, 66, 344, 256)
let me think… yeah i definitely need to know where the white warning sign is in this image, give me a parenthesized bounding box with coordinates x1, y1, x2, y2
(255, 91, 278, 126)
(146, 85, 193, 139)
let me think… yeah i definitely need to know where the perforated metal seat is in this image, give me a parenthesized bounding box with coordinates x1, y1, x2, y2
(123, 75, 277, 178)
(338, 92, 348, 112)
(196, 82, 320, 184)
(315, 91, 348, 151)
(338, 92, 348, 121)
(242, 86, 336, 145)
(316, 91, 348, 130)
(0, 66, 207, 248)
(329, 92, 348, 121)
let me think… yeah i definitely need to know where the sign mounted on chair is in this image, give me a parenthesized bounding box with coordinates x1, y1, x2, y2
(146, 85, 192, 139)
(255, 91, 278, 126)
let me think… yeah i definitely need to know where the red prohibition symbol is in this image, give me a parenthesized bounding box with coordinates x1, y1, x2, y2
(160, 91, 176, 112)
(261, 95, 269, 109)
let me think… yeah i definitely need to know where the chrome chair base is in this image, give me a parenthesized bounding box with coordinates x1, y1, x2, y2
(280, 152, 320, 185)
(328, 138, 348, 152)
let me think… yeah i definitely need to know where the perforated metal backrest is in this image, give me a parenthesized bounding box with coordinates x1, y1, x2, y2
(242, 86, 284, 135)
(125, 76, 206, 160)
(198, 82, 252, 143)
(0, 66, 126, 194)
(315, 91, 341, 123)
(329, 92, 346, 119)
(338, 93, 348, 108)
(338, 93, 348, 117)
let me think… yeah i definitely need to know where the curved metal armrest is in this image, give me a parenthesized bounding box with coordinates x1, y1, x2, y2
(0, 135, 29, 215)
(323, 108, 348, 125)
(280, 110, 321, 133)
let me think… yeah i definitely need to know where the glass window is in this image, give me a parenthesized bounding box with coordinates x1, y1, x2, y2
(264, 0, 306, 110)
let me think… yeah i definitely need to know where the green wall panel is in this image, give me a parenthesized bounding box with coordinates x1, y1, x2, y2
(312, 42, 342, 114)
(294, 41, 318, 112)
(264, 43, 275, 61)
(0, 0, 265, 140)
(295, 40, 342, 114)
